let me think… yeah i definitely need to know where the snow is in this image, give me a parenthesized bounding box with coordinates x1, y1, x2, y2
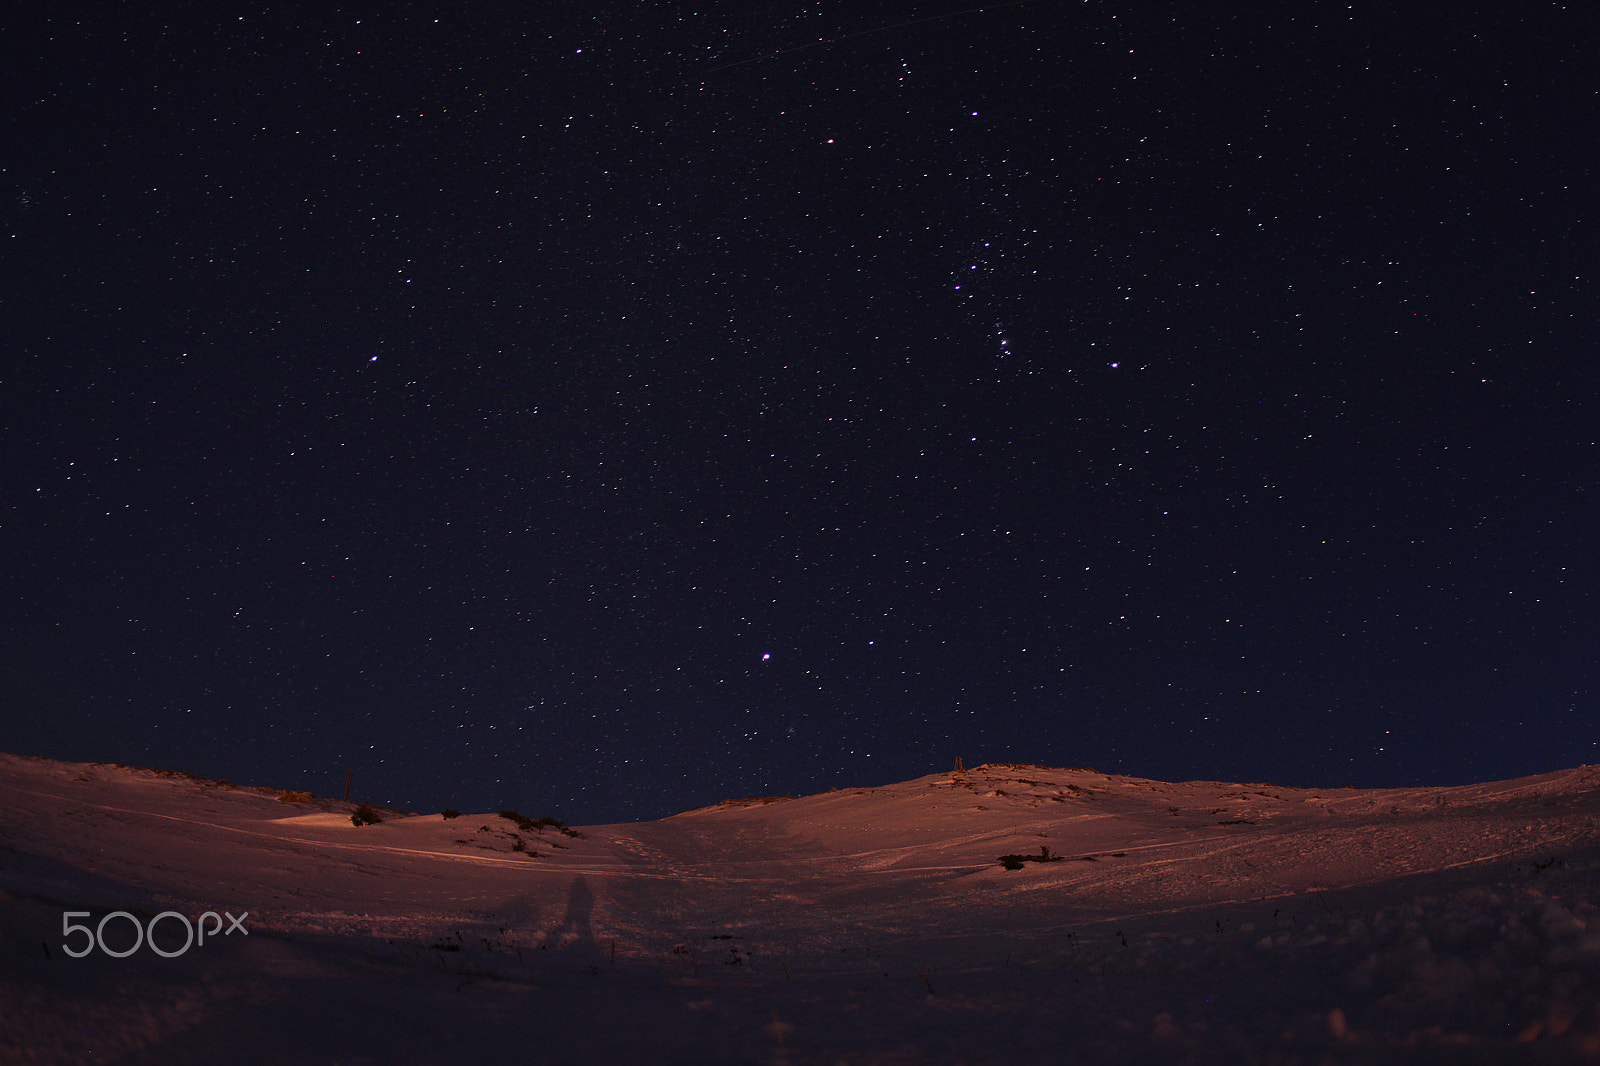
(3, 752, 1599, 1063)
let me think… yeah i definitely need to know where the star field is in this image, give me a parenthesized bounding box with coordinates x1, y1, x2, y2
(2, 3, 1596, 824)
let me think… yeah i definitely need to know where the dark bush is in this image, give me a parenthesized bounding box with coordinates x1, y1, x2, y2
(498, 809, 582, 838)
(498, 809, 537, 832)
(351, 804, 382, 827)
(998, 845, 1062, 870)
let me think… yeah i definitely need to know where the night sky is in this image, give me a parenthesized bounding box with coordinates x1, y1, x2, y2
(3, 2, 1596, 825)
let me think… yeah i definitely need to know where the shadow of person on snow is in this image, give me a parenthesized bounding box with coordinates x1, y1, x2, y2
(539, 876, 601, 966)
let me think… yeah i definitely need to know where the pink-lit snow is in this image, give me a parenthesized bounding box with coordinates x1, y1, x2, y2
(3, 751, 1599, 1063)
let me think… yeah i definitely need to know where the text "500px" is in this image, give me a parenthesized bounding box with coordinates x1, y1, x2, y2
(63, 910, 249, 958)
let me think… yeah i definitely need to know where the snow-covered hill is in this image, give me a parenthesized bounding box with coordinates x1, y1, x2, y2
(3, 752, 1599, 1063)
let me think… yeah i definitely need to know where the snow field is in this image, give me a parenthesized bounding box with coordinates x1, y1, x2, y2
(3, 753, 1599, 1062)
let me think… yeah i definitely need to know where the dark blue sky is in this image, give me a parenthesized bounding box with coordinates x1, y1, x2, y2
(3, 2, 1596, 824)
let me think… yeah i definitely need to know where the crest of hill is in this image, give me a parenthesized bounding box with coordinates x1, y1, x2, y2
(0, 750, 416, 820)
(664, 760, 1600, 876)
(681, 760, 1600, 818)
(674, 761, 1329, 826)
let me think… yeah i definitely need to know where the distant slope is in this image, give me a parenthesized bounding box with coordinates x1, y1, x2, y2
(3, 752, 1597, 953)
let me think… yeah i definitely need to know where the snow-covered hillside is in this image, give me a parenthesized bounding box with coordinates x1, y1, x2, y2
(3, 751, 1599, 1063)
